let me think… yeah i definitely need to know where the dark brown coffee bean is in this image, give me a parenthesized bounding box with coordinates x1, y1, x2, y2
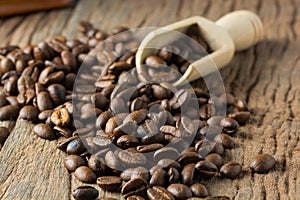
(74, 166, 97, 183)
(177, 152, 201, 166)
(157, 159, 181, 170)
(118, 149, 147, 167)
(120, 167, 149, 181)
(220, 161, 242, 179)
(0, 105, 19, 120)
(72, 186, 99, 200)
(236, 99, 248, 111)
(195, 160, 218, 179)
(61, 50, 77, 71)
(48, 84, 65, 105)
(181, 163, 196, 185)
(147, 186, 175, 200)
(212, 142, 224, 155)
(250, 153, 276, 173)
(151, 84, 172, 100)
(228, 111, 251, 124)
(96, 110, 112, 129)
(158, 45, 173, 62)
(141, 132, 164, 145)
(220, 117, 239, 134)
(19, 105, 39, 122)
(4, 76, 18, 95)
(131, 97, 148, 112)
(154, 147, 179, 161)
(97, 176, 122, 191)
(204, 153, 223, 168)
(121, 178, 148, 198)
(167, 183, 192, 200)
(199, 125, 222, 141)
(124, 109, 148, 124)
(64, 155, 86, 171)
(149, 168, 167, 186)
(190, 183, 209, 197)
(137, 143, 164, 153)
(206, 116, 223, 127)
(91, 93, 108, 110)
(0, 126, 10, 144)
(64, 73, 76, 90)
(66, 138, 86, 155)
(220, 93, 235, 106)
(105, 150, 123, 170)
(0, 95, 8, 107)
(50, 108, 70, 126)
(0, 57, 14, 73)
(37, 91, 53, 111)
(110, 97, 127, 114)
(88, 154, 106, 174)
(108, 61, 132, 75)
(214, 134, 234, 149)
(33, 123, 56, 140)
(44, 71, 65, 85)
(117, 135, 139, 148)
(168, 167, 180, 183)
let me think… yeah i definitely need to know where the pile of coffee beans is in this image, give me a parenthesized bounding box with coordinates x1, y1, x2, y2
(0, 21, 276, 200)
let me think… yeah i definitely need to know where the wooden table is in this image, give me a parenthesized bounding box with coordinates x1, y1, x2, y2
(0, 0, 299, 199)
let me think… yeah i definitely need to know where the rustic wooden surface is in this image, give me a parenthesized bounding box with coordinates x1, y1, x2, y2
(0, 0, 299, 199)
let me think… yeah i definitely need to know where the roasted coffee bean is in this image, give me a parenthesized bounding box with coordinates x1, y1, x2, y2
(137, 143, 164, 153)
(19, 105, 39, 121)
(190, 183, 209, 197)
(110, 97, 127, 114)
(220, 161, 242, 179)
(195, 160, 218, 179)
(152, 84, 172, 100)
(33, 123, 56, 140)
(146, 55, 167, 67)
(0, 126, 10, 144)
(168, 167, 180, 183)
(214, 134, 234, 149)
(120, 167, 149, 181)
(44, 71, 65, 85)
(177, 152, 201, 166)
(66, 138, 86, 155)
(121, 178, 148, 198)
(220, 117, 239, 134)
(141, 132, 164, 145)
(48, 84, 65, 105)
(147, 186, 175, 200)
(37, 91, 53, 111)
(64, 155, 86, 171)
(118, 149, 147, 167)
(0, 105, 19, 120)
(157, 159, 181, 170)
(50, 108, 70, 126)
(228, 111, 251, 124)
(154, 147, 179, 161)
(206, 116, 223, 127)
(250, 153, 276, 173)
(204, 196, 230, 200)
(105, 150, 123, 170)
(72, 186, 99, 200)
(181, 163, 196, 185)
(167, 183, 192, 200)
(0, 95, 8, 107)
(0, 57, 14, 73)
(97, 176, 122, 191)
(131, 97, 148, 112)
(236, 99, 248, 111)
(220, 93, 235, 106)
(108, 61, 132, 75)
(124, 109, 148, 124)
(117, 135, 139, 148)
(74, 166, 97, 183)
(4, 76, 18, 95)
(61, 50, 77, 71)
(204, 153, 223, 168)
(91, 93, 108, 109)
(96, 110, 112, 129)
(158, 45, 173, 62)
(127, 195, 146, 200)
(149, 168, 167, 186)
(38, 110, 53, 121)
(199, 125, 222, 141)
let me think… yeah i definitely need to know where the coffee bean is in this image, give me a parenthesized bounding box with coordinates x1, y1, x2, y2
(87, 154, 106, 174)
(131, 97, 148, 112)
(199, 125, 222, 141)
(121, 178, 148, 198)
(48, 84, 65, 105)
(214, 134, 234, 149)
(72, 186, 99, 200)
(37, 91, 53, 111)
(110, 97, 127, 114)
(168, 167, 180, 183)
(33, 123, 56, 140)
(204, 196, 231, 200)
(228, 111, 251, 124)
(124, 109, 148, 124)
(66, 138, 86, 155)
(0, 126, 10, 144)
(117, 135, 139, 148)
(0, 95, 8, 107)
(190, 183, 209, 197)
(64, 155, 86, 171)
(195, 160, 218, 179)
(181, 163, 196, 185)
(152, 84, 172, 100)
(4, 76, 18, 95)
(108, 61, 132, 75)
(96, 110, 112, 129)
(97, 176, 122, 191)
(0, 105, 19, 120)
(167, 183, 192, 200)
(154, 147, 179, 161)
(207, 116, 223, 127)
(50, 108, 70, 126)
(157, 159, 181, 170)
(250, 153, 276, 173)
(127, 196, 146, 200)
(120, 167, 149, 181)
(74, 166, 97, 183)
(147, 186, 175, 200)
(204, 153, 223, 168)
(137, 143, 164, 153)
(149, 168, 167, 186)
(61, 50, 77, 71)
(177, 152, 201, 166)
(118, 149, 147, 167)
(105, 150, 123, 170)
(236, 99, 248, 111)
(18, 105, 39, 121)
(146, 55, 167, 68)
(220, 161, 242, 179)
(91, 93, 108, 109)
(220, 117, 238, 134)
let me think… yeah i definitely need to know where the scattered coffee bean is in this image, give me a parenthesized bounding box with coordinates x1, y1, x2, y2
(74, 166, 97, 183)
(147, 186, 175, 200)
(214, 134, 234, 149)
(0, 105, 19, 120)
(190, 183, 209, 197)
(167, 183, 192, 200)
(33, 123, 56, 140)
(220, 161, 242, 179)
(64, 155, 86, 171)
(72, 186, 99, 200)
(97, 176, 122, 191)
(250, 153, 276, 173)
(19, 105, 39, 121)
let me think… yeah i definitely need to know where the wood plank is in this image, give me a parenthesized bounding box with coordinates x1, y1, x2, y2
(0, 119, 70, 200)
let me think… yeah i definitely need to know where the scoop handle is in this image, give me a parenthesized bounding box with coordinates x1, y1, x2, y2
(216, 10, 263, 52)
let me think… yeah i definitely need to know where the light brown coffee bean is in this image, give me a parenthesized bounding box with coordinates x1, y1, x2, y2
(250, 153, 276, 173)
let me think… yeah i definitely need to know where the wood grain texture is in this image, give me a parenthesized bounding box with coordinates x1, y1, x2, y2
(0, 0, 299, 199)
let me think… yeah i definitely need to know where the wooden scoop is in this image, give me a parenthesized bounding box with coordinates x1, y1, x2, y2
(135, 10, 264, 86)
